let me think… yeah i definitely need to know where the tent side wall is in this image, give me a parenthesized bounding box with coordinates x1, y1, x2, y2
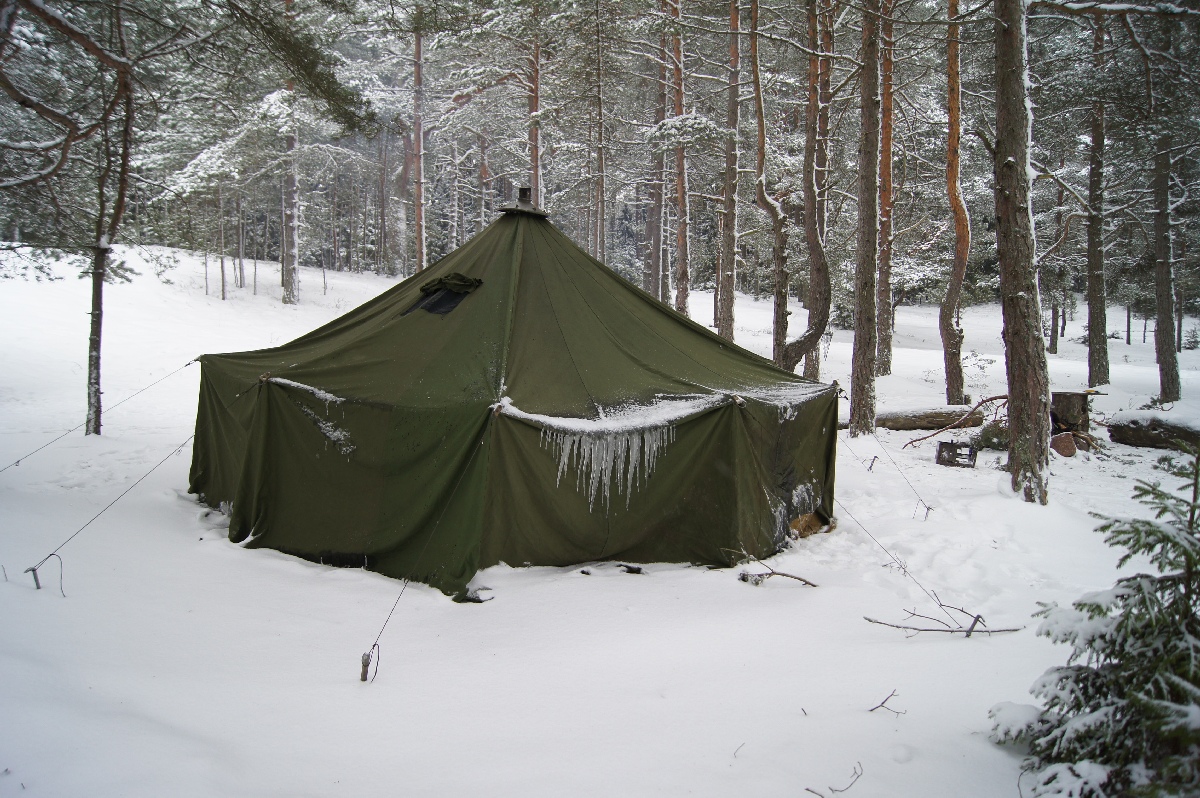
(219, 378, 496, 596)
(480, 386, 838, 572)
(189, 361, 258, 508)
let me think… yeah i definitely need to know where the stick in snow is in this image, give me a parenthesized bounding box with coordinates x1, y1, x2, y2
(903, 394, 1009, 449)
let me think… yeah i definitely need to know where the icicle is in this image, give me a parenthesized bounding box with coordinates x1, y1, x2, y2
(541, 423, 677, 511)
(496, 395, 721, 512)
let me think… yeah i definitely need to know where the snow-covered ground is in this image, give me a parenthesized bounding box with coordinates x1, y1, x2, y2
(1, 246, 1197, 797)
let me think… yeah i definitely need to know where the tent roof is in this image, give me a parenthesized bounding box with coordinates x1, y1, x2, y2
(199, 209, 826, 418)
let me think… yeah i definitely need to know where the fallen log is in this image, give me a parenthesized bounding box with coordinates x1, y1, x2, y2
(876, 405, 985, 431)
(1107, 411, 1200, 451)
(904, 395, 1008, 449)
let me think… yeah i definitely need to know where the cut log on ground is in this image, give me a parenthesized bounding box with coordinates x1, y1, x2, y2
(876, 406, 984, 431)
(1107, 412, 1200, 451)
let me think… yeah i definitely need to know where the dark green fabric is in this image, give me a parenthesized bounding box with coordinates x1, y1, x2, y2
(420, 272, 483, 294)
(189, 209, 837, 595)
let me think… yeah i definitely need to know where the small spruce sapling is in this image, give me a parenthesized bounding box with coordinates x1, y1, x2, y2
(990, 448, 1200, 797)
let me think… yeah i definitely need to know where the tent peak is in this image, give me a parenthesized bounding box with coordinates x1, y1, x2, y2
(501, 186, 549, 217)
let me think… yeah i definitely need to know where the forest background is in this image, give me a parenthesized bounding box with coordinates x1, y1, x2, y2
(1, 0, 1197, 504)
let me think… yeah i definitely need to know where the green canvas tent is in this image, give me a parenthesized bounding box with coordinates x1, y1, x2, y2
(189, 200, 837, 596)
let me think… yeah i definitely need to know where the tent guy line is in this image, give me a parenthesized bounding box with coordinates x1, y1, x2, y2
(22, 433, 196, 592)
(832, 497, 959, 627)
(0, 359, 196, 475)
(838, 430, 935, 519)
(362, 432, 491, 683)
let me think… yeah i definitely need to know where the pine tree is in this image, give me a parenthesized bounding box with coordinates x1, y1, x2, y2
(991, 449, 1200, 797)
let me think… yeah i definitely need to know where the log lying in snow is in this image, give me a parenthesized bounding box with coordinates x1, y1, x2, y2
(875, 406, 985, 431)
(1107, 411, 1200, 451)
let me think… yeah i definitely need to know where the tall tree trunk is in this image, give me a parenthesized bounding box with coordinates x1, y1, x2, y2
(646, 152, 663, 296)
(875, 0, 895, 377)
(413, 30, 427, 272)
(1086, 17, 1110, 386)
(1176, 281, 1185, 354)
(329, 182, 338, 273)
(941, 0, 969, 404)
(378, 132, 389, 270)
(282, 130, 299, 303)
(237, 193, 245, 287)
(479, 133, 491, 231)
(670, 0, 689, 314)
(717, 0, 739, 340)
(994, 0, 1049, 503)
(802, 0, 832, 380)
(1153, 134, 1181, 401)
(87, 241, 106, 435)
(529, 33, 542, 205)
(449, 140, 460, 250)
(646, 30, 667, 299)
(660, 201, 671, 303)
(849, 0, 880, 436)
(86, 71, 134, 436)
(395, 132, 411, 273)
(1048, 180, 1065, 356)
(749, 0, 791, 366)
(218, 184, 226, 301)
(594, 0, 607, 266)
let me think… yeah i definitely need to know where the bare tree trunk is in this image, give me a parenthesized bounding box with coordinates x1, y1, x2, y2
(594, 0, 607, 266)
(802, 0, 832, 380)
(994, 0, 1049, 503)
(282, 130, 299, 304)
(670, 0, 689, 314)
(413, 30, 427, 272)
(395, 132, 411, 273)
(941, 0, 970, 404)
(1176, 285, 1184, 353)
(87, 239, 106, 435)
(218, 184, 226, 301)
(646, 29, 667, 299)
(330, 181, 338, 273)
(449, 140, 460, 250)
(849, 0, 880, 436)
(529, 33, 542, 205)
(378, 132, 389, 270)
(1048, 181, 1065, 356)
(86, 71, 134, 436)
(717, 0, 739, 341)
(479, 133, 491, 230)
(875, 0, 895, 377)
(1153, 134, 1181, 401)
(646, 156, 663, 297)
(237, 193, 245, 287)
(1086, 17, 1110, 386)
(748, 0, 791, 366)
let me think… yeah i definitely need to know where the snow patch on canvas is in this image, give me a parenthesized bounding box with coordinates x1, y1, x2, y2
(270, 377, 346, 409)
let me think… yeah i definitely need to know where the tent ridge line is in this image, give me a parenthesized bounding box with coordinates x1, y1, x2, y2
(494, 215, 526, 401)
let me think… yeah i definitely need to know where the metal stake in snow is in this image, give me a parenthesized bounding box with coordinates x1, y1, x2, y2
(360, 644, 379, 682)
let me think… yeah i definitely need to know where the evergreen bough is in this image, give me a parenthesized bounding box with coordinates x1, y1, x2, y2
(991, 449, 1200, 797)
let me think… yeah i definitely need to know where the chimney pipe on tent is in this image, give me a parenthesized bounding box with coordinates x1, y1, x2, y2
(501, 186, 549, 217)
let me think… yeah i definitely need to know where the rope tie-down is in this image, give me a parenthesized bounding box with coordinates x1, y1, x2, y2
(22, 433, 195, 595)
(0, 360, 196, 475)
(12, 361, 199, 593)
